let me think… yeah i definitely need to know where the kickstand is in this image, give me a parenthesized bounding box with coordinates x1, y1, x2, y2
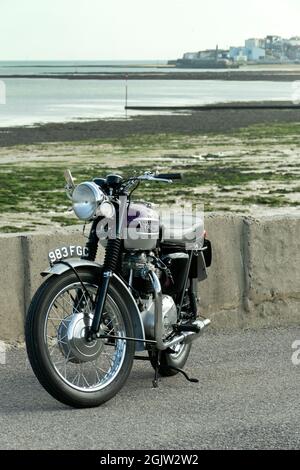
(168, 366, 199, 383)
(152, 351, 162, 388)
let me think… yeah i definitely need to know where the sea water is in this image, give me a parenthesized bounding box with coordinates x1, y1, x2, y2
(0, 61, 296, 127)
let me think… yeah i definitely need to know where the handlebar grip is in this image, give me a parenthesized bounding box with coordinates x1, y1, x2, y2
(156, 173, 182, 180)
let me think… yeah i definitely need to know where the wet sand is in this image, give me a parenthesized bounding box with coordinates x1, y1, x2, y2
(1, 102, 300, 147)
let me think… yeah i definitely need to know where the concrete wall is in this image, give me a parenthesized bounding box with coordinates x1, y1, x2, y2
(0, 215, 299, 343)
(199, 214, 300, 329)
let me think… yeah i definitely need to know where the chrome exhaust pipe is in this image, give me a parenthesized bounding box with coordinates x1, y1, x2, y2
(148, 271, 210, 351)
(148, 271, 166, 350)
(182, 319, 211, 344)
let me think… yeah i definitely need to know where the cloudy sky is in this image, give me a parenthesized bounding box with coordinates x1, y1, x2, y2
(1, 0, 300, 60)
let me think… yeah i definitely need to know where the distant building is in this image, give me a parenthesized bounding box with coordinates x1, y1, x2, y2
(183, 48, 229, 62)
(245, 38, 265, 49)
(288, 37, 300, 47)
(265, 35, 283, 50)
(229, 47, 248, 62)
(183, 52, 198, 60)
(172, 34, 300, 68)
(248, 47, 266, 61)
(229, 45, 265, 62)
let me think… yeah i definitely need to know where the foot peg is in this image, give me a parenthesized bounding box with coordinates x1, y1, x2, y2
(174, 318, 211, 335)
(175, 323, 201, 333)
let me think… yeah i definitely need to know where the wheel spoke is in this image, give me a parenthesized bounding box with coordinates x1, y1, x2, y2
(44, 281, 127, 393)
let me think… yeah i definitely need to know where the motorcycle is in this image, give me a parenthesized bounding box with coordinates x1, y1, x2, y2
(25, 170, 212, 408)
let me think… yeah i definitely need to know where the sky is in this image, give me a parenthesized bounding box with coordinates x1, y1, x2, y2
(1, 0, 300, 61)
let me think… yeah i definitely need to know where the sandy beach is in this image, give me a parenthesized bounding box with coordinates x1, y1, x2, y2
(0, 99, 299, 232)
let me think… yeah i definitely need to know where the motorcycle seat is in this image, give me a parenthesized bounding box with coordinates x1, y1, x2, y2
(160, 214, 204, 247)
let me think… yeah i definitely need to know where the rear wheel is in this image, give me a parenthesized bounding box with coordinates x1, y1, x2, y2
(25, 269, 135, 408)
(149, 341, 192, 377)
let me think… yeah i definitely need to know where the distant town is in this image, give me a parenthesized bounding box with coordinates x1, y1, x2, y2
(169, 35, 300, 68)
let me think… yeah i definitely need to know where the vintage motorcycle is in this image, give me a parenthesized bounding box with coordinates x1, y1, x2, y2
(25, 170, 212, 408)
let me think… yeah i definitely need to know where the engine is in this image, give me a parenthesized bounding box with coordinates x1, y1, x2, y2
(121, 252, 178, 340)
(122, 252, 155, 295)
(139, 295, 177, 340)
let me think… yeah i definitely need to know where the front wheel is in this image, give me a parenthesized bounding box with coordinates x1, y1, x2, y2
(149, 342, 192, 377)
(25, 269, 135, 408)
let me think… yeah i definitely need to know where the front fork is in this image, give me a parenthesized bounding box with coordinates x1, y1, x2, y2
(87, 238, 121, 342)
(86, 202, 126, 342)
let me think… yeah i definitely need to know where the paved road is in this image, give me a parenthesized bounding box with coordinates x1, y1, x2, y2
(0, 327, 300, 450)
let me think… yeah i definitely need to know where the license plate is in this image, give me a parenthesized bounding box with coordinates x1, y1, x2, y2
(48, 245, 89, 264)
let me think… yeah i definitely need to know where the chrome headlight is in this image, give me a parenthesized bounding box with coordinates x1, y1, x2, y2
(72, 182, 105, 221)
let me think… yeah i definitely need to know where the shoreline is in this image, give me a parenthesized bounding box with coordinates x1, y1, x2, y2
(1, 100, 300, 147)
(2, 71, 300, 81)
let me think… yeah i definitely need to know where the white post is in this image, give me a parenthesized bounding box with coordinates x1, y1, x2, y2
(125, 74, 128, 118)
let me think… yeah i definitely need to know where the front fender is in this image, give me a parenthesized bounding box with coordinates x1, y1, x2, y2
(41, 258, 146, 351)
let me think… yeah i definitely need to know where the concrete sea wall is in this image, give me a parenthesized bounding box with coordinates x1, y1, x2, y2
(0, 214, 299, 343)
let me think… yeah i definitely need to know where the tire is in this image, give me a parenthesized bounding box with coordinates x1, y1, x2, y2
(149, 342, 192, 377)
(25, 268, 135, 408)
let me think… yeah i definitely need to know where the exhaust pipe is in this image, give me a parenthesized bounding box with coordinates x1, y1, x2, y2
(148, 270, 166, 350)
(182, 319, 211, 344)
(162, 318, 211, 349)
(148, 271, 210, 351)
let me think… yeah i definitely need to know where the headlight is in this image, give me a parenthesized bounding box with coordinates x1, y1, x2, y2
(72, 182, 105, 221)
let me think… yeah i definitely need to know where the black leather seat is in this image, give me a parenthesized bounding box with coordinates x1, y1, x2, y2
(160, 214, 204, 247)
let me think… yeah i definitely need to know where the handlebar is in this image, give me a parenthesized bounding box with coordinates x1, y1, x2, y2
(64, 169, 183, 199)
(117, 171, 183, 194)
(155, 173, 182, 181)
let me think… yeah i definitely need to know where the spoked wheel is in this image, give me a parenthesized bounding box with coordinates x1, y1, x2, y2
(149, 341, 192, 377)
(26, 269, 135, 408)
